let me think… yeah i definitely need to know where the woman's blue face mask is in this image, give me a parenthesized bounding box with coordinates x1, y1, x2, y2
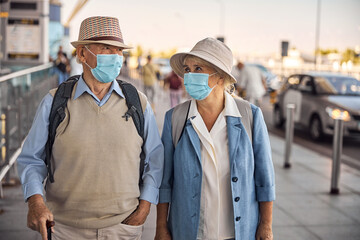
(184, 72, 218, 100)
(84, 46, 123, 83)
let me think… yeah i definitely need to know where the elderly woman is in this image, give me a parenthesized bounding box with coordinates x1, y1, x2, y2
(155, 38, 275, 240)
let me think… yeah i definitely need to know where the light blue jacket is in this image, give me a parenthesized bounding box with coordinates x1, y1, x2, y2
(159, 104, 275, 240)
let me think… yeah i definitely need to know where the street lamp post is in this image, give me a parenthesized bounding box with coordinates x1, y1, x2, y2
(216, 0, 225, 42)
(315, 0, 321, 70)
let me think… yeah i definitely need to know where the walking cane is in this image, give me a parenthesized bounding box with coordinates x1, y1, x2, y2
(46, 221, 55, 240)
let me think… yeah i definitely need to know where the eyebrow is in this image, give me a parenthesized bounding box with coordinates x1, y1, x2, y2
(183, 64, 202, 68)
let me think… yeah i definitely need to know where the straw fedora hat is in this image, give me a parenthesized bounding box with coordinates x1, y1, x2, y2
(71, 16, 132, 49)
(170, 37, 237, 83)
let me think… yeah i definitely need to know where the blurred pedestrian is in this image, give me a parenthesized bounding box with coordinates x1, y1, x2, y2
(232, 61, 267, 106)
(142, 55, 159, 109)
(164, 70, 184, 107)
(155, 37, 275, 240)
(231, 61, 246, 97)
(54, 46, 70, 85)
(69, 49, 83, 76)
(17, 16, 164, 240)
(119, 57, 130, 78)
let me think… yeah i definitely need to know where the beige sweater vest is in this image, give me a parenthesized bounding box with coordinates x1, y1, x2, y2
(46, 83, 147, 229)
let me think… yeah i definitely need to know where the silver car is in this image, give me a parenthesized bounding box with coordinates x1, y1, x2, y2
(273, 72, 360, 141)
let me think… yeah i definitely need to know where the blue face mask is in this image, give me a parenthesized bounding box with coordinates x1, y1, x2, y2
(184, 72, 218, 100)
(84, 46, 123, 83)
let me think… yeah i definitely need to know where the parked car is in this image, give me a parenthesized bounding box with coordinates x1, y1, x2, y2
(273, 72, 360, 141)
(246, 63, 282, 91)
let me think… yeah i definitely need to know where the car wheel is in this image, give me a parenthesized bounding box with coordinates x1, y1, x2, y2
(273, 106, 284, 128)
(309, 116, 323, 141)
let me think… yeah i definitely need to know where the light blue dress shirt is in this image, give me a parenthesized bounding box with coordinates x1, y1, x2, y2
(17, 76, 164, 204)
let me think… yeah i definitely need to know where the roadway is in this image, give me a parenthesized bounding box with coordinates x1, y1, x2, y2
(261, 95, 360, 171)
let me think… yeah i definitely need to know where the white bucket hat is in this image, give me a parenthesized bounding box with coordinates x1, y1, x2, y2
(170, 37, 237, 83)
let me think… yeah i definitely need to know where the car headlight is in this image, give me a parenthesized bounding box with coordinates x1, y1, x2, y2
(325, 107, 351, 121)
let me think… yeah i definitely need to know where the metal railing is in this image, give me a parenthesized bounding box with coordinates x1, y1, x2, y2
(0, 63, 57, 198)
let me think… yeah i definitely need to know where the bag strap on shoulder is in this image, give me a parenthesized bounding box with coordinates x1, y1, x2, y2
(234, 97, 253, 143)
(46, 75, 80, 183)
(171, 97, 253, 147)
(117, 80, 146, 185)
(118, 80, 144, 138)
(171, 100, 191, 147)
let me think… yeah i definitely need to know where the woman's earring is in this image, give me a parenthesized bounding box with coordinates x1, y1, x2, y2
(228, 84, 235, 95)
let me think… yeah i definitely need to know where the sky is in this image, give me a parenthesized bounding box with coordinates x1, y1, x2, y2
(60, 0, 360, 58)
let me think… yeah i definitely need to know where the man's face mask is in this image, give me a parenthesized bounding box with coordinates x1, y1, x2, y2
(184, 72, 218, 100)
(84, 46, 123, 83)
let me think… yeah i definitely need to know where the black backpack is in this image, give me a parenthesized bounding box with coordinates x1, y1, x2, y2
(45, 75, 145, 184)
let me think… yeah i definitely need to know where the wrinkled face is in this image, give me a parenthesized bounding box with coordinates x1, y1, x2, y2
(77, 43, 123, 68)
(183, 57, 223, 88)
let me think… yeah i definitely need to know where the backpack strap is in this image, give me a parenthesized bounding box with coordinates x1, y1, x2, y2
(234, 97, 253, 143)
(45, 75, 80, 183)
(117, 80, 146, 185)
(171, 100, 191, 147)
(171, 97, 253, 147)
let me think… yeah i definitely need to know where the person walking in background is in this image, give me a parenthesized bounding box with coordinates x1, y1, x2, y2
(232, 61, 267, 106)
(17, 16, 164, 240)
(69, 48, 83, 76)
(164, 70, 184, 108)
(54, 46, 70, 85)
(142, 55, 159, 109)
(231, 61, 246, 97)
(155, 38, 275, 240)
(119, 57, 130, 79)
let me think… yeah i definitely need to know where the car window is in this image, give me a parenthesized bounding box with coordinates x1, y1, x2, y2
(298, 76, 313, 92)
(314, 76, 360, 95)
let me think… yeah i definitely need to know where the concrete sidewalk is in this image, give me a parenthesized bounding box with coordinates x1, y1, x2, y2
(1, 80, 360, 239)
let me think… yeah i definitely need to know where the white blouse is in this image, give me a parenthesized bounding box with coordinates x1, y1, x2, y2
(189, 92, 241, 240)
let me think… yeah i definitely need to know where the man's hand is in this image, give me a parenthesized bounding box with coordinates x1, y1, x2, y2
(27, 194, 54, 240)
(256, 221, 273, 240)
(122, 200, 151, 226)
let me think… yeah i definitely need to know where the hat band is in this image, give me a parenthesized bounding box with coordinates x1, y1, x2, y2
(84, 36, 124, 43)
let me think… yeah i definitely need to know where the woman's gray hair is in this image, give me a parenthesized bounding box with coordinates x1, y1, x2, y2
(183, 55, 235, 94)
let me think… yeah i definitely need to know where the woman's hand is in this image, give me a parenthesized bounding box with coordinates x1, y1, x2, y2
(256, 221, 273, 240)
(122, 200, 150, 226)
(155, 203, 171, 240)
(154, 226, 172, 240)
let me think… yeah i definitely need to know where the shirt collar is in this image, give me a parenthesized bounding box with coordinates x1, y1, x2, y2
(188, 91, 242, 119)
(73, 75, 125, 100)
(224, 91, 242, 118)
(188, 99, 199, 119)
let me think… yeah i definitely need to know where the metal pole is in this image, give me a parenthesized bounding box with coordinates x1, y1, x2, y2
(4, 106, 10, 183)
(284, 104, 295, 168)
(330, 119, 343, 194)
(0, 111, 3, 198)
(14, 98, 22, 176)
(315, 0, 321, 70)
(216, 0, 225, 36)
(17, 98, 22, 146)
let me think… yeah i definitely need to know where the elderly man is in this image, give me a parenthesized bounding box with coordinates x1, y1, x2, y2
(17, 16, 164, 240)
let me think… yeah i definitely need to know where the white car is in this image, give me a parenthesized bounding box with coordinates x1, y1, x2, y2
(273, 72, 360, 141)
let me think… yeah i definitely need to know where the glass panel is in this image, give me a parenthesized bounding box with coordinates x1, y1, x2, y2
(0, 66, 57, 165)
